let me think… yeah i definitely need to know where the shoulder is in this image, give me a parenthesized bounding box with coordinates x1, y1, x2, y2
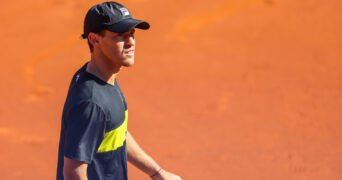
(68, 100, 106, 119)
(64, 78, 109, 117)
(62, 100, 108, 128)
(67, 69, 109, 106)
(67, 80, 97, 105)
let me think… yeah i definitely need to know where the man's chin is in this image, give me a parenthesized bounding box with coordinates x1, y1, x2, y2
(122, 59, 135, 67)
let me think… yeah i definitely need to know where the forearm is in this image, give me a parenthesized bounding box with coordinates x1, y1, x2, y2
(126, 131, 161, 176)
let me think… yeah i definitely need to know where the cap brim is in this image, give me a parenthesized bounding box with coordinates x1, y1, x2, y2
(106, 18, 150, 33)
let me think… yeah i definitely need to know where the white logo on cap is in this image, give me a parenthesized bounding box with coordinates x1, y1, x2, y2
(120, 8, 130, 16)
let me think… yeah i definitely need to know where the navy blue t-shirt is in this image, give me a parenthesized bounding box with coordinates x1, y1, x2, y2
(57, 63, 128, 180)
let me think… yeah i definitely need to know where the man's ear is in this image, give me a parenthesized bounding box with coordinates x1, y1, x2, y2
(88, 33, 100, 47)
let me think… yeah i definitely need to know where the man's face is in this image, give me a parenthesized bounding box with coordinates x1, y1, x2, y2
(97, 29, 136, 67)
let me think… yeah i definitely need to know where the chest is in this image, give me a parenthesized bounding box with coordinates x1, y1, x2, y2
(103, 88, 127, 132)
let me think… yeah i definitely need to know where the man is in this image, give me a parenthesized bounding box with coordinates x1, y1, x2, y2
(56, 2, 182, 180)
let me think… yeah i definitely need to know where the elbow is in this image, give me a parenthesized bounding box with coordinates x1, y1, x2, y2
(63, 168, 76, 180)
(63, 164, 88, 180)
(63, 157, 88, 180)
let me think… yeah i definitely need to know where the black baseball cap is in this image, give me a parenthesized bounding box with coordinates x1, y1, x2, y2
(81, 1, 150, 39)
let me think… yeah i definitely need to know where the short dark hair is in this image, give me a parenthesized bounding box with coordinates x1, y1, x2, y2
(87, 30, 106, 53)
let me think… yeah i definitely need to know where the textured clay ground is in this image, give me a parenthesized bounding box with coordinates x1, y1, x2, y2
(0, 0, 341, 179)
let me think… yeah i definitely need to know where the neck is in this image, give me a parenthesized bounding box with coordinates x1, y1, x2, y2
(86, 53, 121, 86)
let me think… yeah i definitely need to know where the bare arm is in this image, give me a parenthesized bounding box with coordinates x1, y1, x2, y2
(126, 131, 182, 180)
(63, 157, 88, 180)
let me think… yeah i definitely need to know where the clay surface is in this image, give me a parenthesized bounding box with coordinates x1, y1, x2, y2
(0, 0, 341, 179)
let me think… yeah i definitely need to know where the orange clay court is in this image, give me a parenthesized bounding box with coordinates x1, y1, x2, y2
(0, 0, 341, 179)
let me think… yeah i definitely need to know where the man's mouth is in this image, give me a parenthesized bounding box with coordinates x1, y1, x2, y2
(125, 50, 134, 55)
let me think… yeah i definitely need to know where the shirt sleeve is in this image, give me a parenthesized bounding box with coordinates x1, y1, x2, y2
(63, 101, 106, 163)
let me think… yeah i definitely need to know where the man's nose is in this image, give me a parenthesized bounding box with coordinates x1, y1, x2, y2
(125, 36, 135, 47)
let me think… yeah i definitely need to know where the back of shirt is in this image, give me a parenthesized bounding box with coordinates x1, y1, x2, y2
(57, 63, 128, 180)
